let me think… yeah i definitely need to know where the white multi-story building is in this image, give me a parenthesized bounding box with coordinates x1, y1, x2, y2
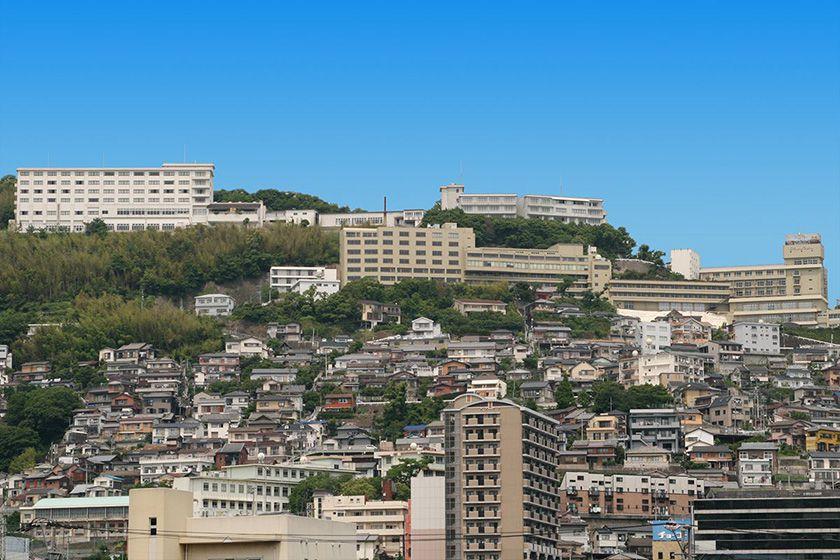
(637, 351, 705, 387)
(440, 183, 606, 225)
(139, 454, 215, 484)
(319, 209, 425, 228)
(194, 293, 235, 317)
(316, 494, 409, 558)
(15, 163, 214, 232)
(670, 249, 701, 279)
(737, 442, 778, 487)
(636, 320, 672, 354)
(732, 321, 780, 355)
(172, 462, 357, 517)
(269, 266, 340, 297)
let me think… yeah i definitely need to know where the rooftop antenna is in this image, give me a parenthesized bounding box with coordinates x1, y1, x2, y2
(383, 196, 388, 225)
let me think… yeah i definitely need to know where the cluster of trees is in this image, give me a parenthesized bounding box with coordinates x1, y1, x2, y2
(421, 204, 637, 259)
(583, 381, 674, 412)
(0, 223, 338, 312)
(12, 294, 224, 370)
(374, 384, 445, 442)
(234, 277, 525, 337)
(214, 188, 354, 214)
(0, 175, 14, 230)
(0, 386, 82, 472)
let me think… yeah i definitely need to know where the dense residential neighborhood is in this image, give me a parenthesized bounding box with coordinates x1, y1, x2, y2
(0, 166, 838, 560)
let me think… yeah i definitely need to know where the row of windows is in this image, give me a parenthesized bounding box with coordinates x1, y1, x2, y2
(20, 170, 206, 177)
(20, 179, 199, 186)
(20, 198, 190, 204)
(20, 188, 190, 194)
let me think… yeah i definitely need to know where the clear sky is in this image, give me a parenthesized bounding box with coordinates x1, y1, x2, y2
(1, 1, 839, 301)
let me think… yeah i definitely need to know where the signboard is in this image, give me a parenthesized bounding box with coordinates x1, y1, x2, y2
(652, 519, 690, 542)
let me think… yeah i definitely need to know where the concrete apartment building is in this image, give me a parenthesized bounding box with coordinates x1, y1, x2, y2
(20, 496, 129, 546)
(732, 321, 781, 354)
(443, 394, 565, 560)
(698, 234, 829, 325)
(737, 442, 778, 487)
(637, 350, 706, 387)
(317, 494, 409, 557)
(193, 293, 235, 317)
(269, 266, 340, 296)
(341, 223, 475, 284)
(410, 473, 446, 560)
(15, 163, 214, 232)
(670, 248, 701, 279)
(636, 320, 672, 354)
(171, 462, 357, 517)
(628, 409, 682, 453)
(340, 223, 611, 291)
(128, 488, 356, 560)
(440, 183, 607, 225)
(463, 243, 611, 292)
(605, 278, 731, 313)
(693, 489, 840, 559)
(560, 472, 705, 518)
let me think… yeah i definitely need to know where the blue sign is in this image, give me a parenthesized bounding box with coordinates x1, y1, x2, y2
(652, 519, 690, 542)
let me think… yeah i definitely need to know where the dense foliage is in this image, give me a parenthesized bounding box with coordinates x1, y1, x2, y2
(374, 384, 446, 442)
(0, 224, 338, 312)
(0, 175, 14, 230)
(0, 424, 40, 473)
(5, 386, 82, 447)
(234, 277, 524, 337)
(421, 204, 636, 259)
(214, 188, 353, 214)
(785, 325, 840, 344)
(12, 295, 224, 369)
(587, 381, 673, 413)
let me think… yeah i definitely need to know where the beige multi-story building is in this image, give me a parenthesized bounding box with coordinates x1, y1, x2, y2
(443, 393, 565, 560)
(316, 494, 409, 557)
(340, 223, 475, 284)
(559, 471, 705, 518)
(15, 163, 214, 232)
(464, 243, 612, 293)
(698, 234, 828, 325)
(440, 183, 607, 225)
(340, 223, 611, 292)
(605, 278, 731, 313)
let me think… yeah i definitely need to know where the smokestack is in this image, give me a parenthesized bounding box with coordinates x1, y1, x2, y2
(383, 196, 388, 226)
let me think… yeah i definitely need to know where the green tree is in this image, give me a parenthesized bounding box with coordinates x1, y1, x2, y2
(0, 175, 15, 230)
(5, 387, 82, 446)
(340, 477, 382, 500)
(0, 424, 39, 472)
(288, 473, 352, 515)
(554, 376, 576, 408)
(8, 447, 37, 474)
(84, 218, 109, 237)
(387, 457, 433, 487)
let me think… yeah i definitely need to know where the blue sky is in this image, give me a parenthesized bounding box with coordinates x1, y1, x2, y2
(1, 1, 839, 301)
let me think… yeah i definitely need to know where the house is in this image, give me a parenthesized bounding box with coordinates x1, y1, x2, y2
(195, 353, 240, 386)
(105, 343, 156, 364)
(806, 427, 840, 452)
(625, 445, 670, 470)
(0, 344, 12, 371)
(628, 409, 682, 453)
(453, 299, 507, 315)
(519, 381, 555, 408)
(569, 362, 603, 384)
(585, 413, 625, 442)
(324, 393, 356, 412)
(360, 300, 401, 328)
(689, 445, 735, 471)
(225, 337, 271, 359)
(684, 427, 715, 451)
(468, 374, 507, 399)
(266, 322, 302, 342)
(447, 340, 496, 363)
(193, 293, 235, 317)
(214, 442, 249, 469)
(410, 316, 442, 338)
(738, 442, 778, 487)
(530, 323, 572, 345)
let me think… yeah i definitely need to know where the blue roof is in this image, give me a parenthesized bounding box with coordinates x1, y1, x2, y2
(404, 424, 428, 431)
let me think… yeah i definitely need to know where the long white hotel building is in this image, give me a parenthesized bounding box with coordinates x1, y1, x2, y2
(14, 162, 215, 232)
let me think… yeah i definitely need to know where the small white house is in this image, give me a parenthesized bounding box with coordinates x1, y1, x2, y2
(194, 293, 235, 317)
(225, 337, 271, 359)
(411, 317, 442, 338)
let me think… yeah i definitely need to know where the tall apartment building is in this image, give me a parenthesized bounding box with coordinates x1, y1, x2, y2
(670, 248, 701, 279)
(440, 183, 607, 225)
(317, 494, 409, 557)
(15, 163, 214, 232)
(340, 224, 475, 284)
(559, 471, 705, 518)
(693, 489, 840, 559)
(698, 234, 829, 325)
(443, 394, 565, 560)
(605, 278, 731, 313)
